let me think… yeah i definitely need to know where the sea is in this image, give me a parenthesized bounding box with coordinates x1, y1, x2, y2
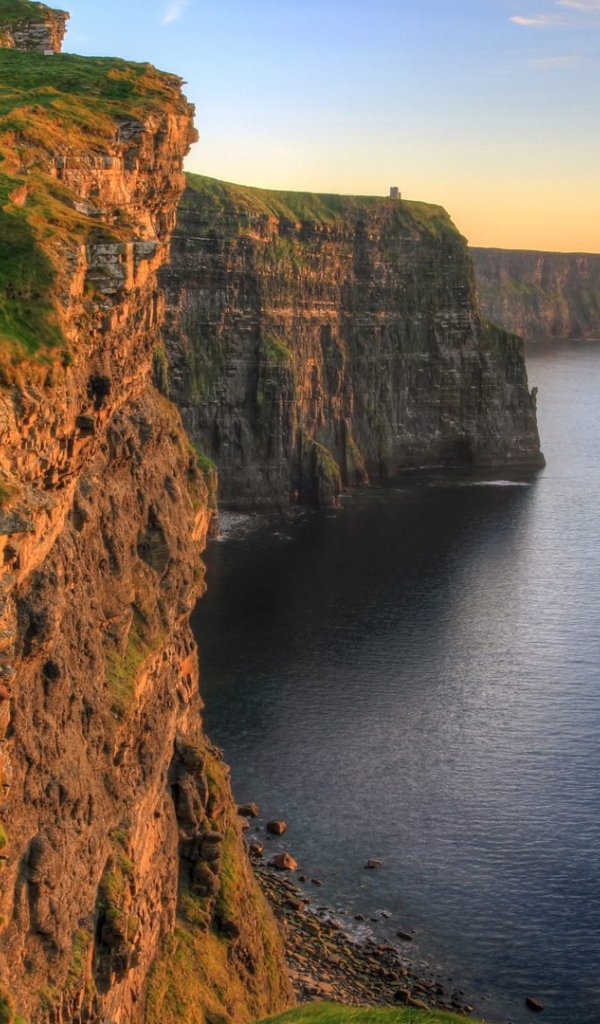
(191, 341, 600, 1024)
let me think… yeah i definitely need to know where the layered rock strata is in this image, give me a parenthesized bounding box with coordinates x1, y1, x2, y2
(471, 247, 600, 342)
(162, 176, 543, 510)
(0, 1, 68, 53)
(0, 28, 289, 1024)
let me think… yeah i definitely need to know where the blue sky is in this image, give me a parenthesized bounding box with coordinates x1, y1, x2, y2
(65, 0, 600, 250)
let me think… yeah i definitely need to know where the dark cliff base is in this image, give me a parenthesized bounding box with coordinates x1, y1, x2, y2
(161, 175, 543, 510)
(471, 247, 600, 343)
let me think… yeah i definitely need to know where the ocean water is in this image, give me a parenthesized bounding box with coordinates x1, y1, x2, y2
(192, 342, 600, 1024)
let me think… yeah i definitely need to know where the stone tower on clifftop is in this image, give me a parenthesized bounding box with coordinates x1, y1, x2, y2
(0, 0, 69, 53)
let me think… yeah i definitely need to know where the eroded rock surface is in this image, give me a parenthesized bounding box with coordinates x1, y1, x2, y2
(162, 176, 543, 509)
(0, 33, 289, 1024)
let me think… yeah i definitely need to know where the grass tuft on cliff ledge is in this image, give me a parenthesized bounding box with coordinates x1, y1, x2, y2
(258, 1006, 487, 1024)
(0, 47, 187, 358)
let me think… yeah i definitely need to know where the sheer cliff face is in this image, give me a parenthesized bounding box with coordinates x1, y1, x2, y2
(163, 176, 543, 510)
(472, 247, 600, 342)
(0, 40, 288, 1024)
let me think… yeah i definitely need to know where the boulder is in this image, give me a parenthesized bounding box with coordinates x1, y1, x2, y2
(271, 853, 298, 871)
(238, 802, 259, 817)
(526, 997, 544, 1012)
(365, 859, 382, 869)
(267, 820, 287, 835)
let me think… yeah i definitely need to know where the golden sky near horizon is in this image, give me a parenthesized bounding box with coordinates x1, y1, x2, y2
(71, 0, 600, 253)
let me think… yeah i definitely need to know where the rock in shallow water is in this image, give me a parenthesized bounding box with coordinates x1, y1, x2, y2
(267, 819, 288, 835)
(271, 853, 298, 871)
(238, 802, 260, 817)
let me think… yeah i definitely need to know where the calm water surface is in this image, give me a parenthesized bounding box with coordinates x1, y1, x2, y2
(192, 343, 600, 1024)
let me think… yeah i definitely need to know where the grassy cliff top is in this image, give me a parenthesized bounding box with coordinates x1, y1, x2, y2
(257, 1005, 486, 1024)
(0, 48, 187, 357)
(184, 173, 463, 243)
(0, 0, 68, 28)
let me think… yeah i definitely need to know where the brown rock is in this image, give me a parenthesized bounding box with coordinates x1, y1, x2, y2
(267, 820, 288, 835)
(526, 997, 545, 1012)
(271, 853, 298, 871)
(249, 841, 265, 857)
(284, 895, 305, 912)
(238, 802, 259, 817)
(396, 930, 414, 942)
(365, 859, 382, 869)
(408, 998, 429, 1010)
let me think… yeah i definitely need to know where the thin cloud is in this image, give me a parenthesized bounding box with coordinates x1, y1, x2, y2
(530, 52, 581, 65)
(557, 0, 600, 8)
(162, 0, 190, 25)
(510, 0, 600, 25)
(511, 14, 556, 24)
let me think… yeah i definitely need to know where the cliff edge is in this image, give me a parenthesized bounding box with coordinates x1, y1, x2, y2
(162, 175, 543, 510)
(0, 15, 289, 1024)
(0, 0, 68, 53)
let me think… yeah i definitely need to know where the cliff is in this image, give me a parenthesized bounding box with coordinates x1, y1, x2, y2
(0, 18, 289, 1024)
(162, 175, 543, 510)
(471, 247, 600, 342)
(0, 1, 68, 53)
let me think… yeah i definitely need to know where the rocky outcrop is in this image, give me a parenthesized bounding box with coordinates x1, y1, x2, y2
(471, 247, 600, 342)
(0, 28, 289, 1024)
(162, 176, 543, 510)
(0, 1, 68, 53)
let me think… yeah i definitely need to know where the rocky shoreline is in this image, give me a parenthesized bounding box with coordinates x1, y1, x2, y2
(246, 844, 476, 1018)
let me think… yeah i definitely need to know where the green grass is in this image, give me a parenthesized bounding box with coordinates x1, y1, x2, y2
(191, 442, 218, 510)
(104, 610, 163, 717)
(300, 432, 341, 491)
(257, 1006, 485, 1024)
(260, 334, 293, 364)
(0, 48, 188, 357)
(66, 928, 93, 991)
(184, 173, 462, 244)
(0, 1, 67, 28)
(0, 987, 11, 1024)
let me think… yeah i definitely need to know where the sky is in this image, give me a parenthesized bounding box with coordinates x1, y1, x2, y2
(63, 0, 600, 252)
